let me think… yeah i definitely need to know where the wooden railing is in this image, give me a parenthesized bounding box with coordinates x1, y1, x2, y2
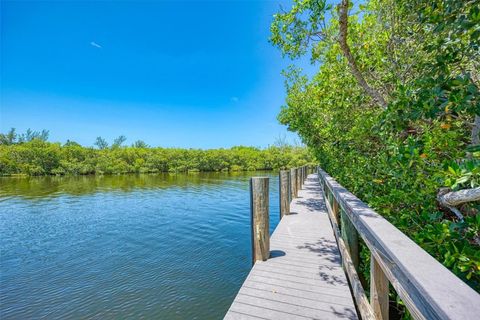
(317, 167, 480, 320)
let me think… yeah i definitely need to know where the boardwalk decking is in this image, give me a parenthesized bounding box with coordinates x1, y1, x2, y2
(224, 174, 358, 320)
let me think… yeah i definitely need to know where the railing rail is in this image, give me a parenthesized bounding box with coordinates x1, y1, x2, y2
(317, 167, 480, 320)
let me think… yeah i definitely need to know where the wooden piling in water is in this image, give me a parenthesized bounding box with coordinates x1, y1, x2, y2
(250, 177, 270, 264)
(279, 170, 290, 219)
(290, 168, 297, 198)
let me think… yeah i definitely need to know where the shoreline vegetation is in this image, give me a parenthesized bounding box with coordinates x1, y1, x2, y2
(0, 128, 312, 176)
(270, 0, 479, 293)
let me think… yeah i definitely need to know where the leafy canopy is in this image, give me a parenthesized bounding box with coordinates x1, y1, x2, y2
(271, 0, 480, 292)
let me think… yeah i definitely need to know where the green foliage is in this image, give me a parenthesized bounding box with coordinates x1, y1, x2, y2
(132, 140, 149, 148)
(94, 136, 109, 150)
(271, 0, 480, 294)
(0, 128, 49, 145)
(0, 133, 313, 176)
(112, 135, 127, 149)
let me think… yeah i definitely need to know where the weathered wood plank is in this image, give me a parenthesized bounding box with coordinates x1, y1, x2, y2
(246, 274, 353, 298)
(241, 279, 355, 305)
(225, 174, 358, 320)
(318, 168, 480, 320)
(340, 208, 359, 270)
(370, 255, 389, 320)
(232, 294, 356, 320)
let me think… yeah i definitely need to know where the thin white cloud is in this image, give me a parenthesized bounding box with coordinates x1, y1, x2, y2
(231, 96, 239, 102)
(90, 41, 102, 49)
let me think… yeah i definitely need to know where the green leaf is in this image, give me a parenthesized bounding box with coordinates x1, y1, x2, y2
(466, 145, 480, 152)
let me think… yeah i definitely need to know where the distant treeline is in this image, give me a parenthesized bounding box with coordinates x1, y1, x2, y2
(0, 128, 312, 176)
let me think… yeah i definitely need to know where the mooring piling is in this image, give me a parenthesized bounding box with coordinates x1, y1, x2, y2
(249, 177, 270, 264)
(279, 170, 290, 219)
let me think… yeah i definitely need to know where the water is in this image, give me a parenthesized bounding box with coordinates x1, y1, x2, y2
(0, 172, 280, 319)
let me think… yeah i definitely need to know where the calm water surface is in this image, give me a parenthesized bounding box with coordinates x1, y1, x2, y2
(0, 172, 280, 319)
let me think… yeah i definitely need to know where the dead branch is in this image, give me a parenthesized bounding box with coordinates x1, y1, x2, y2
(437, 187, 480, 221)
(438, 187, 480, 207)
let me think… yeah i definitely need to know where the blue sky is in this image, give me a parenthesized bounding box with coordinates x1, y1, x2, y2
(1, 0, 316, 148)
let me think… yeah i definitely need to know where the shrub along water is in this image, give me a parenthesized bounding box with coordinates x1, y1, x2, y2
(270, 0, 480, 295)
(0, 131, 312, 175)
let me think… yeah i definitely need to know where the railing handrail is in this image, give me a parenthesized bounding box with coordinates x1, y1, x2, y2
(318, 167, 480, 320)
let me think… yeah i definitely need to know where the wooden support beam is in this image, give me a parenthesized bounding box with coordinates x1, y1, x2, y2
(296, 168, 302, 191)
(279, 170, 290, 219)
(332, 198, 340, 225)
(290, 168, 297, 198)
(371, 255, 390, 320)
(250, 177, 270, 264)
(323, 191, 376, 320)
(299, 167, 303, 188)
(340, 208, 359, 271)
(301, 167, 304, 185)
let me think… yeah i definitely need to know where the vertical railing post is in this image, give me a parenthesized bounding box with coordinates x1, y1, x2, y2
(250, 177, 270, 264)
(340, 209, 359, 270)
(370, 255, 389, 320)
(300, 166, 303, 187)
(332, 198, 340, 224)
(296, 168, 302, 191)
(290, 168, 297, 198)
(279, 170, 290, 219)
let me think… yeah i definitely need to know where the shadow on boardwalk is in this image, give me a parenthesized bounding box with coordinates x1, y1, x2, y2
(296, 237, 348, 286)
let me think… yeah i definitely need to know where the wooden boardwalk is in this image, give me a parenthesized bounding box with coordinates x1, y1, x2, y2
(224, 173, 358, 320)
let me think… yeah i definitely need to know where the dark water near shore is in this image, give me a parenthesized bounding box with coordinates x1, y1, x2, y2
(0, 172, 280, 319)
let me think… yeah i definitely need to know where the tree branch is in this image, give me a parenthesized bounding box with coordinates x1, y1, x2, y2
(338, 0, 388, 109)
(437, 187, 480, 221)
(438, 187, 480, 207)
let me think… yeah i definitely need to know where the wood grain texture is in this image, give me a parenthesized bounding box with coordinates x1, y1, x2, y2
(370, 255, 389, 320)
(279, 170, 290, 219)
(318, 168, 480, 320)
(290, 168, 297, 198)
(340, 209, 359, 271)
(324, 190, 376, 320)
(296, 168, 302, 191)
(225, 174, 358, 320)
(250, 177, 270, 263)
(300, 167, 304, 188)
